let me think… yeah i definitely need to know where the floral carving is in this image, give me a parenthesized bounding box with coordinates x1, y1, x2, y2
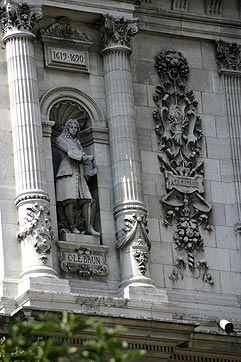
(17, 203, 52, 264)
(97, 15, 138, 48)
(153, 49, 213, 284)
(216, 41, 241, 71)
(0, 2, 42, 34)
(117, 214, 151, 275)
(40, 16, 90, 41)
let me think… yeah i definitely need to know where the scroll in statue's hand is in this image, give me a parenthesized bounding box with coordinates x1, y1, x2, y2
(68, 148, 83, 161)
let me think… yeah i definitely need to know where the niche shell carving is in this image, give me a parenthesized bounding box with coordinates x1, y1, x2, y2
(153, 49, 213, 285)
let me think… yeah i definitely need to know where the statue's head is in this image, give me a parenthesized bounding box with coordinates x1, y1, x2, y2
(64, 119, 80, 138)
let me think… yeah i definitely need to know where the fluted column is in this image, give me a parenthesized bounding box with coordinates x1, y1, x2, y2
(0, 2, 56, 279)
(99, 15, 155, 290)
(216, 41, 241, 229)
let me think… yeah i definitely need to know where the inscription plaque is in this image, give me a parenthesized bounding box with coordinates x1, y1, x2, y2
(165, 171, 204, 194)
(50, 47, 86, 66)
(58, 242, 108, 278)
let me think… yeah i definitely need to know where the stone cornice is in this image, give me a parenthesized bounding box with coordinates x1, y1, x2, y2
(135, 9, 241, 41)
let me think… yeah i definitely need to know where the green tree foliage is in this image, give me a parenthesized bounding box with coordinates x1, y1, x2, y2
(0, 311, 145, 362)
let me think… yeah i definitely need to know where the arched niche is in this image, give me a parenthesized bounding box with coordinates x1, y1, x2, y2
(40, 86, 104, 125)
(40, 87, 104, 237)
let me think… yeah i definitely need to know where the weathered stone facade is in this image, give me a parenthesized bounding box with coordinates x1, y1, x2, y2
(1, 0, 241, 360)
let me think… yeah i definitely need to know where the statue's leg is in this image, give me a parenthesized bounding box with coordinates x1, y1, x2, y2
(82, 200, 100, 236)
(57, 202, 68, 231)
(64, 200, 80, 234)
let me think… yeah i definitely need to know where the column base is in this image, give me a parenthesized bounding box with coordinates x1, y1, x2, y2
(19, 265, 57, 280)
(118, 283, 169, 303)
(17, 276, 71, 307)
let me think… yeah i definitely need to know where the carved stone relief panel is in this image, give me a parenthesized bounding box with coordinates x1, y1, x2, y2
(153, 49, 214, 284)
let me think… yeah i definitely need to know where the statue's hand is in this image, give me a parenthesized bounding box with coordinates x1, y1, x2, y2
(83, 154, 94, 162)
(68, 148, 83, 161)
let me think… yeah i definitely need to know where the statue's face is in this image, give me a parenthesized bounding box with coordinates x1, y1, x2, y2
(68, 121, 79, 137)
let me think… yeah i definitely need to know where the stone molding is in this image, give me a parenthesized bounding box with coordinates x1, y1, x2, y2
(15, 192, 50, 207)
(0, 2, 42, 36)
(98, 14, 138, 48)
(153, 49, 213, 285)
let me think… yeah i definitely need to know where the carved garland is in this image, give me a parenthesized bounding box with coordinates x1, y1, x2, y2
(117, 214, 151, 275)
(17, 203, 53, 264)
(153, 49, 213, 284)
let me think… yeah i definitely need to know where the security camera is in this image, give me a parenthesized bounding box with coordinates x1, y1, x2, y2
(218, 319, 235, 333)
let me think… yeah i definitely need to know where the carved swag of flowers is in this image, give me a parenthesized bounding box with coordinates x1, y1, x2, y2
(17, 203, 53, 264)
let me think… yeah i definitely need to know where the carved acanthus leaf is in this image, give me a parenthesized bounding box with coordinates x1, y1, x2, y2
(98, 15, 138, 48)
(0, 2, 42, 34)
(40, 16, 90, 41)
(216, 41, 241, 71)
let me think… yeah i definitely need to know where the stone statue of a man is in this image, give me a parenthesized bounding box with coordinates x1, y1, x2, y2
(55, 118, 99, 236)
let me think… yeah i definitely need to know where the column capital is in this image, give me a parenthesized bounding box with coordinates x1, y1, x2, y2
(98, 14, 138, 50)
(216, 40, 241, 71)
(0, 2, 42, 39)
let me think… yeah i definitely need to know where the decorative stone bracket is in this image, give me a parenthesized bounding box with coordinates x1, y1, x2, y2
(153, 49, 214, 285)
